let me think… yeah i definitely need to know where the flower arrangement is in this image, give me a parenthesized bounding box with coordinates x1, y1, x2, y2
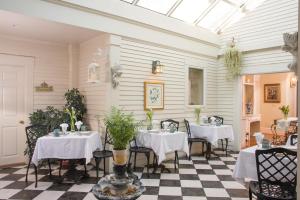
(194, 107, 201, 124)
(146, 108, 153, 130)
(279, 105, 290, 119)
(66, 107, 77, 131)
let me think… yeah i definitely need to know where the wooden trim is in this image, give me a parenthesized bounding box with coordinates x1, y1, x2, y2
(264, 83, 281, 103)
(144, 81, 164, 110)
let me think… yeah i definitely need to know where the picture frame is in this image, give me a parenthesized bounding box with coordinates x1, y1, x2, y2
(144, 81, 164, 110)
(264, 84, 281, 103)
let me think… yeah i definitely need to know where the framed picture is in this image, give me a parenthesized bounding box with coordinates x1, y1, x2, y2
(144, 81, 164, 110)
(264, 84, 281, 103)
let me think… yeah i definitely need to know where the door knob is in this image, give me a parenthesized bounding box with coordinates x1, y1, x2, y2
(19, 120, 24, 124)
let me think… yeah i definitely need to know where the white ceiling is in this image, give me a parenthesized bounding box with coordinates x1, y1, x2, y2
(0, 10, 101, 44)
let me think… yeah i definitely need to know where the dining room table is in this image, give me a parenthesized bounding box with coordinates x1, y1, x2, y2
(189, 123, 234, 158)
(233, 144, 297, 183)
(135, 129, 189, 173)
(32, 131, 102, 182)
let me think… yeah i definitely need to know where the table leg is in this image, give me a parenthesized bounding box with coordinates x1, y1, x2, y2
(62, 159, 89, 183)
(206, 143, 212, 159)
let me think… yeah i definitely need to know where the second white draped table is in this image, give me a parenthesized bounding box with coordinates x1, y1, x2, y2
(136, 130, 189, 172)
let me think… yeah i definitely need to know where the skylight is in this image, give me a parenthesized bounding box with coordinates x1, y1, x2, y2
(121, 0, 266, 33)
(198, 1, 235, 31)
(170, 0, 211, 24)
(137, 0, 177, 14)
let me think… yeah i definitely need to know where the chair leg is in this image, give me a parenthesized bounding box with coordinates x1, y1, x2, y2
(221, 139, 224, 151)
(34, 164, 38, 188)
(176, 151, 179, 167)
(84, 160, 87, 175)
(134, 152, 137, 170)
(25, 157, 32, 183)
(146, 152, 150, 177)
(249, 188, 252, 200)
(103, 158, 106, 175)
(59, 160, 63, 177)
(188, 142, 192, 160)
(202, 142, 205, 156)
(128, 151, 132, 166)
(225, 138, 229, 157)
(174, 151, 178, 171)
(95, 158, 100, 179)
(47, 159, 52, 177)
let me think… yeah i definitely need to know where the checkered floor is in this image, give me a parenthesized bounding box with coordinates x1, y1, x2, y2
(0, 150, 250, 200)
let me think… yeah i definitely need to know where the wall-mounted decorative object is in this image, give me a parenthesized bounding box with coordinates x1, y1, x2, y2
(281, 32, 298, 73)
(87, 48, 105, 83)
(290, 76, 297, 88)
(111, 63, 122, 88)
(264, 84, 281, 103)
(144, 81, 164, 110)
(35, 81, 53, 92)
(152, 60, 163, 74)
(224, 37, 242, 80)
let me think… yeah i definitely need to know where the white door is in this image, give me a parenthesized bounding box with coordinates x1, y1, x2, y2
(0, 54, 34, 166)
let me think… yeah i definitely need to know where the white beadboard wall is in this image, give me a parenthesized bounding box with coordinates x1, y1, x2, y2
(0, 35, 69, 110)
(119, 38, 218, 129)
(78, 34, 109, 130)
(217, 0, 298, 149)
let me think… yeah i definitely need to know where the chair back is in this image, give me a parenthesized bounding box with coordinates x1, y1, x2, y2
(208, 116, 224, 125)
(25, 125, 48, 157)
(103, 128, 114, 151)
(184, 119, 191, 138)
(255, 148, 297, 193)
(160, 119, 179, 131)
(290, 135, 298, 146)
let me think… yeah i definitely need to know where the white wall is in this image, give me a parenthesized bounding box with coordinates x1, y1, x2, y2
(78, 34, 110, 131)
(218, 0, 298, 150)
(119, 38, 218, 128)
(0, 35, 69, 110)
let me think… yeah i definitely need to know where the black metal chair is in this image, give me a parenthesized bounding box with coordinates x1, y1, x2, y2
(208, 115, 229, 156)
(160, 119, 180, 170)
(25, 125, 52, 187)
(128, 137, 152, 176)
(93, 129, 113, 179)
(184, 119, 207, 160)
(290, 135, 297, 146)
(249, 148, 297, 200)
(286, 121, 298, 142)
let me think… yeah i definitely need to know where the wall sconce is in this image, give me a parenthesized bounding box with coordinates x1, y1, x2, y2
(152, 60, 163, 74)
(290, 76, 297, 88)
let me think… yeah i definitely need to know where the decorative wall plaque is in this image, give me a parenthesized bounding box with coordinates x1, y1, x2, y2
(35, 81, 53, 92)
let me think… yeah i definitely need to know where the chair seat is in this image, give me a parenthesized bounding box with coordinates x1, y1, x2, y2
(130, 147, 152, 153)
(93, 150, 113, 158)
(188, 137, 207, 143)
(249, 181, 296, 200)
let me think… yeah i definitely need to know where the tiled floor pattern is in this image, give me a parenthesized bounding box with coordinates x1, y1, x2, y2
(0, 150, 250, 200)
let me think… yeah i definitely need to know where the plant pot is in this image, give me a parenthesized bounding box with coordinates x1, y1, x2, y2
(113, 149, 127, 166)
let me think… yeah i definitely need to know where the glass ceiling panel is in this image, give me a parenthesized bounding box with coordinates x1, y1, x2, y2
(198, 0, 235, 31)
(137, 0, 178, 14)
(121, 0, 134, 3)
(171, 0, 211, 23)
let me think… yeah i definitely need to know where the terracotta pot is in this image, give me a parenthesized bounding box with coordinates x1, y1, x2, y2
(113, 149, 127, 165)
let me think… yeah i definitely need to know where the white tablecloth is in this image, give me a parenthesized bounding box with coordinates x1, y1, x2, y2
(32, 131, 102, 166)
(190, 124, 234, 146)
(233, 145, 297, 182)
(136, 130, 189, 164)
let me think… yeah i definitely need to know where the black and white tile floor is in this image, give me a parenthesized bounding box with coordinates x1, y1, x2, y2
(0, 150, 250, 200)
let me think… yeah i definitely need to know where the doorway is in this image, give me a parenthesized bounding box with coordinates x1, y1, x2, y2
(240, 72, 297, 148)
(0, 54, 34, 166)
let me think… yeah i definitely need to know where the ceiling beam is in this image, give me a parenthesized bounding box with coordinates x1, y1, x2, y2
(194, 0, 220, 25)
(132, 0, 139, 5)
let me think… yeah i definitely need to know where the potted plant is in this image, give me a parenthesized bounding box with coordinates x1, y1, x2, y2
(104, 107, 137, 178)
(279, 105, 290, 120)
(65, 107, 77, 132)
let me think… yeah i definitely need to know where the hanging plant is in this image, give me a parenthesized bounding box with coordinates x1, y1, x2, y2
(224, 39, 242, 80)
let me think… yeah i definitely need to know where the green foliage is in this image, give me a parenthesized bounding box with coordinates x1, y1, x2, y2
(64, 88, 86, 121)
(224, 46, 242, 80)
(279, 105, 290, 115)
(29, 106, 67, 131)
(104, 107, 137, 150)
(65, 107, 77, 131)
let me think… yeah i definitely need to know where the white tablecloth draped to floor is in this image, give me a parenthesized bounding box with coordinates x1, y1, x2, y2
(32, 131, 102, 166)
(233, 145, 297, 183)
(189, 124, 234, 146)
(136, 130, 189, 164)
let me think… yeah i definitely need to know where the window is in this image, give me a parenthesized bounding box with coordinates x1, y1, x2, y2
(188, 68, 204, 105)
(137, 0, 177, 14)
